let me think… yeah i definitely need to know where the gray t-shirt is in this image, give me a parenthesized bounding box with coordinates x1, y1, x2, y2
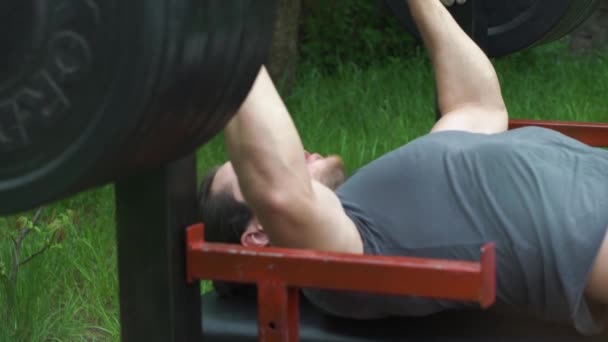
(303, 127, 608, 336)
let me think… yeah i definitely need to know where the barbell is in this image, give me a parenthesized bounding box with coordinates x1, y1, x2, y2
(385, 0, 600, 57)
(0, 0, 277, 215)
(0, 0, 600, 216)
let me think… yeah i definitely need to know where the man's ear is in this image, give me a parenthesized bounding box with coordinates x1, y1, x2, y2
(241, 219, 269, 247)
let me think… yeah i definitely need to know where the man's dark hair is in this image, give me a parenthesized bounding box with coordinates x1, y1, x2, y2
(198, 166, 253, 244)
(197, 166, 257, 298)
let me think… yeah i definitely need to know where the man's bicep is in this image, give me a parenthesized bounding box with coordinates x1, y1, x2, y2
(259, 181, 364, 254)
(431, 107, 508, 134)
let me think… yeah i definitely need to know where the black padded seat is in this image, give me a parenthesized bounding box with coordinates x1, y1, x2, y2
(201, 291, 606, 341)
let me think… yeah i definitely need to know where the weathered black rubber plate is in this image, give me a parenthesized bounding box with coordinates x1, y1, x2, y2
(384, 0, 599, 58)
(0, 0, 277, 215)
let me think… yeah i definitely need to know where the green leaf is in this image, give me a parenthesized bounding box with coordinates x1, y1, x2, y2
(0, 260, 6, 277)
(16, 216, 28, 230)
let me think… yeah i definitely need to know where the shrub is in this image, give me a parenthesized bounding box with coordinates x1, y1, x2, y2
(299, 0, 418, 73)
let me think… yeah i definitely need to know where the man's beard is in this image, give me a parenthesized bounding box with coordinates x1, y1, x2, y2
(313, 155, 346, 190)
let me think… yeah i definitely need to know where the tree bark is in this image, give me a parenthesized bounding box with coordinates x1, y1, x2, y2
(570, 0, 608, 54)
(267, 0, 302, 96)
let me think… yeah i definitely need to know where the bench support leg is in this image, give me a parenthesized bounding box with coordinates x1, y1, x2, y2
(115, 154, 203, 341)
(257, 281, 300, 342)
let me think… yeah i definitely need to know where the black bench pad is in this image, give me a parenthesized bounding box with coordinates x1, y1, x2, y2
(201, 292, 606, 341)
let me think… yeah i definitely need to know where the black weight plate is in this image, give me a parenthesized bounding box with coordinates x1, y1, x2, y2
(537, 0, 599, 45)
(98, 0, 278, 180)
(125, 0, 278, 168)
(385, 0, 576, 57)
(0, 0, 127, 214)
(0, 0, 277, 215)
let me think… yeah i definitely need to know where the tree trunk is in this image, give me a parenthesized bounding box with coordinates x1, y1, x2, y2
(267, 0, 302, 96)
(570, 0, 608, 54)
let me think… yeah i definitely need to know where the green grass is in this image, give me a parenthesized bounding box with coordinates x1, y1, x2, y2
(0, 188, 119, 341)
(1, 41, 607, 341)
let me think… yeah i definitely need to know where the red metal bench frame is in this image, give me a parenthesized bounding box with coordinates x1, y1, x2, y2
(186, 119, 608, 342)
(509, 119, 608, 147)
(187, 225, 496, 342)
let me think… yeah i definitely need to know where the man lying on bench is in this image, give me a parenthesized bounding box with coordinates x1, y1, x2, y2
(198, 0, 608, 337)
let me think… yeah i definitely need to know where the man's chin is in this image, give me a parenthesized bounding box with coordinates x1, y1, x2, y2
(323, 155, 347, 190)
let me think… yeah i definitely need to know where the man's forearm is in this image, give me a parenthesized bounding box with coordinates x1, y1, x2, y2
(407, 0, 506, 114)
(224, 66, 312, 207)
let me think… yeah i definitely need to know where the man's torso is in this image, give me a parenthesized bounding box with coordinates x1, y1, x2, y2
(304, 127, 608, 335)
